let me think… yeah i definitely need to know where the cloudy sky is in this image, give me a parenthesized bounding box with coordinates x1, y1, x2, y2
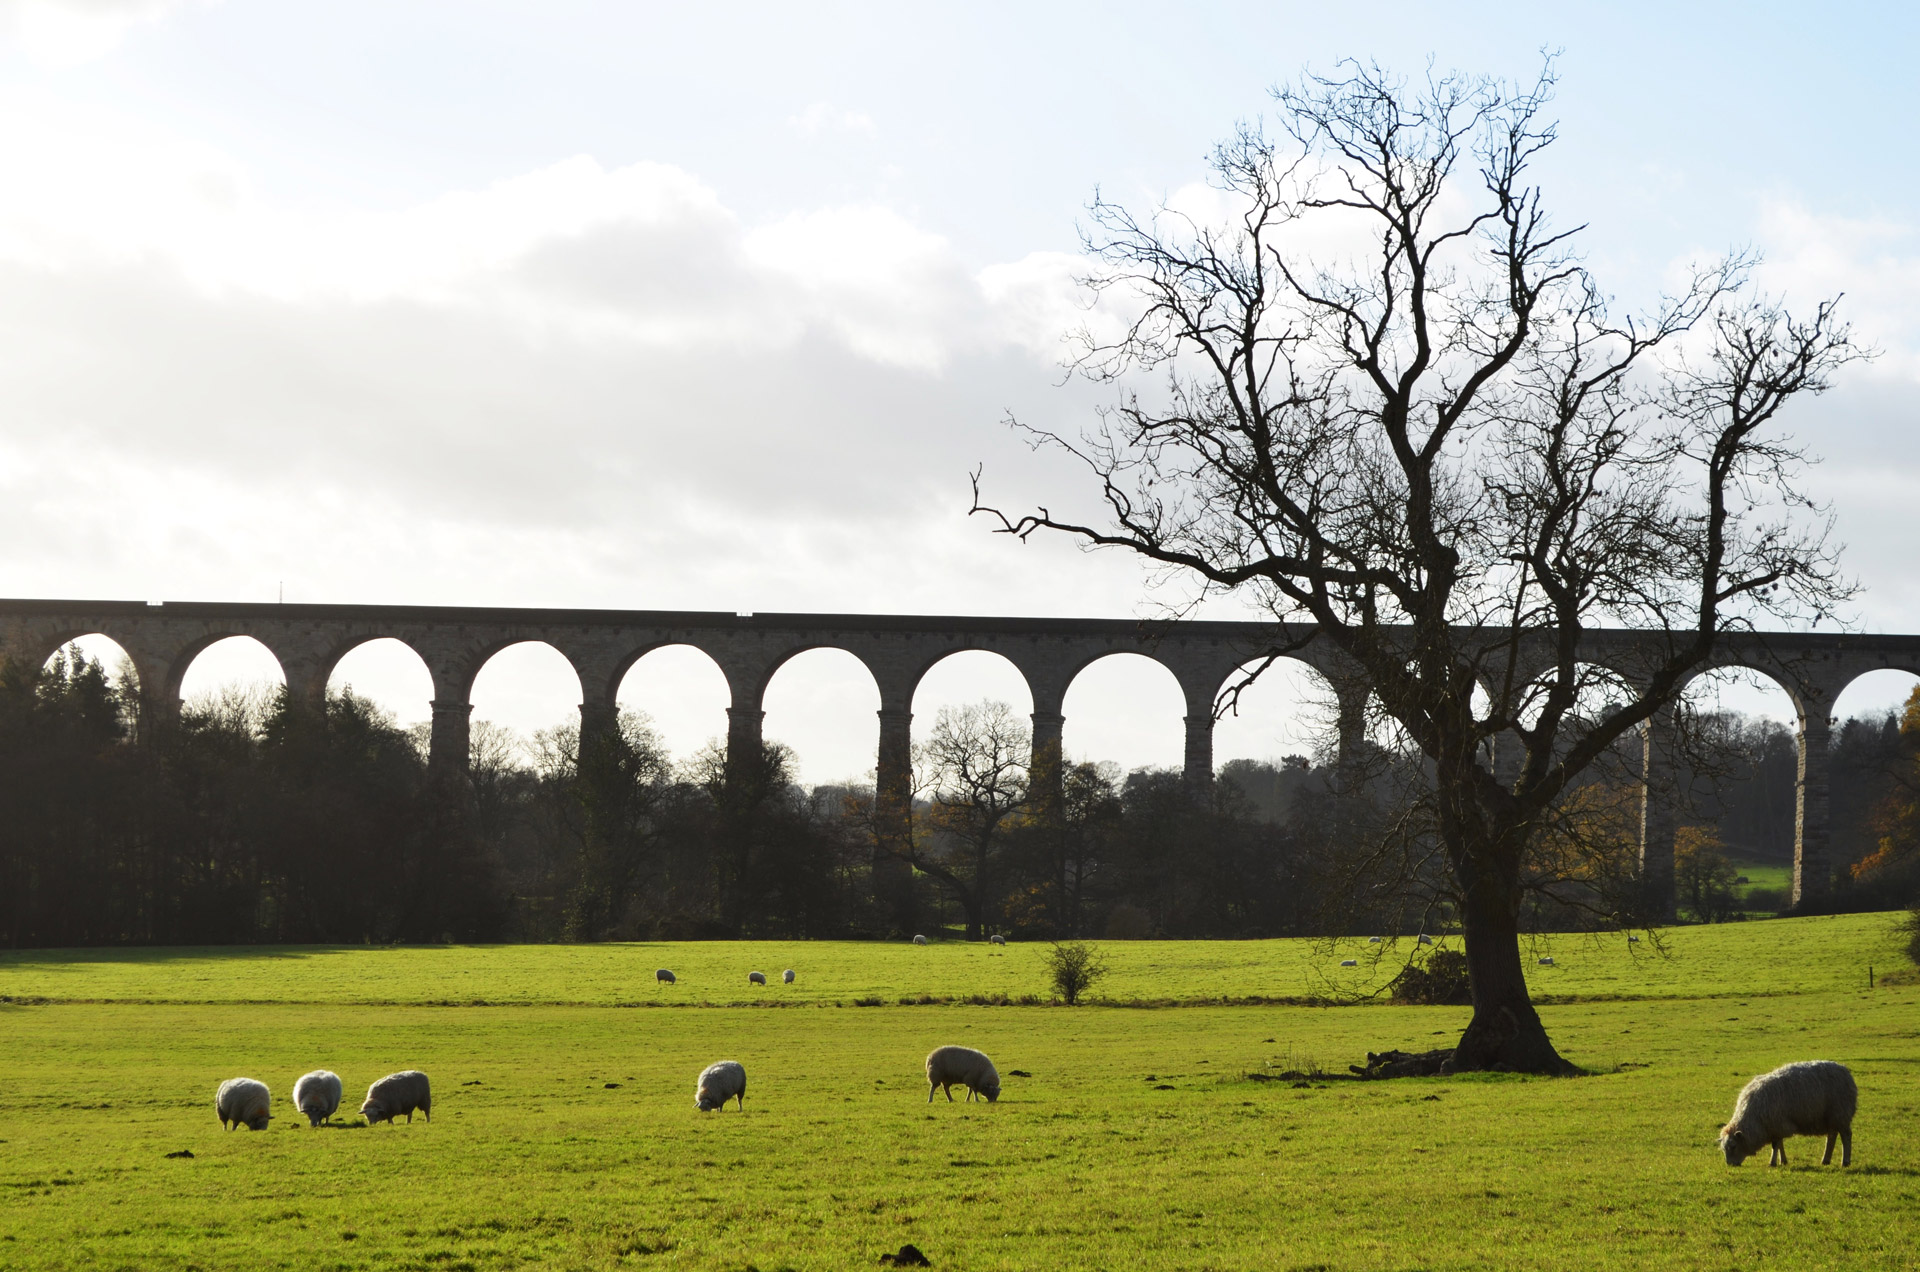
(9, 0, 1920, 781)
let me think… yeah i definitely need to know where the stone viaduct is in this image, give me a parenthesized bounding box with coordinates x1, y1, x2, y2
(10, 596, 1920, 909)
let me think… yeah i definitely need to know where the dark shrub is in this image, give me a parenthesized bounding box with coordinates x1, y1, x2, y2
(1390, 948, 1471, 1005)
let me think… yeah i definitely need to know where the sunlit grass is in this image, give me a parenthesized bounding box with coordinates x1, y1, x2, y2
(2, 915, 1915, 1270)
(2, 912, 1903, 1008)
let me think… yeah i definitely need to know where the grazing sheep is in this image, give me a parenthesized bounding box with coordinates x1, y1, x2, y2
(1339, 959, 1358, 967)
(926, 1045, 1000, 1104)
(292, 1070, 342, 1127)
(216, 1077, 272, 1131)
(748, 971, 766, 986)
(360, 1070, 432, 1125)
(1538, 957, 1554, 966)
(1720, 1061, 1856, 1167)
(782, 969, 795, 984)
(695, 1060, 747, 1112)
(656, 968, 676, 985)
(912, 934, 928, 945)
(1417, 934, 1432, 945)
(988, 934, 1006, 946)
(1368, 936, 1383, 944)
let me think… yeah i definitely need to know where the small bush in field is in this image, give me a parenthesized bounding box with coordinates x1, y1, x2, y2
(1046, 941, 1109, 1005)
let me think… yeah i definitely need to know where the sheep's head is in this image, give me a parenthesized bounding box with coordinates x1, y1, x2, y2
(361, 1100, 389, 1125)
(244, 1112, 270, 1130)
(980, 1083, 1000, 1104)
(696, 1092, 719, 1111)
(1720, 1124, 1754, 1166)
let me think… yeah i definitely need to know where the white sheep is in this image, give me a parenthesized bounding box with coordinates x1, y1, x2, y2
(696, 1060, 747, 1111)
(216, 1077, 272, 1131)
(1417, 934, 1432, 945)
(926, 1045, 1000, 1104)
(1720, 1061, 1856, 1167)
(360, 1070, 432, 1125)
(988, 934, 1006, 945)
(1368, 936, 1383, 944)
(1339, 959, 1358, 967)
(656, 968, 676, 985)
(782, 969, 795, 984)
(1538, 957, 1554, 966)
(292, 1070, 342, 1127)
(912, 934, 928, 945)
(748, 971, 766, 986)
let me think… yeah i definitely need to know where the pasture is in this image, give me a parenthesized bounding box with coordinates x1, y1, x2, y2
(2, 915, 1915, 1271)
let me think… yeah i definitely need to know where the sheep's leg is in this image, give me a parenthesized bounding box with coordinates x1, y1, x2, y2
(927, 1081, 936, 1103)
(1823, 1133, 1837, 1165)
(1841, 1129, 1853, 1167)
(1771, 1140, 1786, 1166)
(945, 1083, 955, 1102)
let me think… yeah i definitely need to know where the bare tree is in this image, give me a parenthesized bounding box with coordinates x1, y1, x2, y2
(891, 700, 1031, 939)
(974, 60, 1863, 1072)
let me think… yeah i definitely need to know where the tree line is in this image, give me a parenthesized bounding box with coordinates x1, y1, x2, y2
(5, 649, 1919, 948)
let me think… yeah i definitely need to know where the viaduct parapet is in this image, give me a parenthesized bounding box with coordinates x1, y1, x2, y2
(10, 596, 1920, 910)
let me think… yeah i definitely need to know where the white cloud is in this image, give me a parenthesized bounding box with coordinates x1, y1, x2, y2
(0, 91, 1145, 630)
(786, 102, 877, 137)
(1753, 200, 1920, 379)
(1, 0, 210, 67)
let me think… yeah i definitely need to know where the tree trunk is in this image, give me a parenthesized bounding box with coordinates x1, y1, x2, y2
(1449, 851, 1578, 1076)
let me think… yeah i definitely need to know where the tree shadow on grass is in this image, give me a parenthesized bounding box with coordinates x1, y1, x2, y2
(0, 946, 348, 971)
(0, 944, 505, 972)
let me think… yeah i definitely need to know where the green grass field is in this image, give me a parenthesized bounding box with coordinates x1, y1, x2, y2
(4, 916, 1916, 1271)
(1730, 860, 1795, 903)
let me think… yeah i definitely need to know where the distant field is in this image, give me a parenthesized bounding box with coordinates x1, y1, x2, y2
(3, 915, 1915, 1271)
(2, 913, 1904, 1007)
(1730, 859, 1794, 899)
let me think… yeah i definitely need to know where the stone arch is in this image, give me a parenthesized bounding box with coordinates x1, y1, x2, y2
(467, 640, 585, 761)
(584, 638, 731, 714)
(171, 634, 288, 707)
(613, 641, 735, 762)
(1061, 650, 1186, 773)
(323, 637, 436, 727)
(39, 632, 143, 693)
(911, 647, 1044, 807)
(1213, 654, 1340, 765)
(761, 646, 883, 787)
(908, 647, 1036, 718)
(443, 636, 580, 705)
(750, 641, 882, 707)
(1831, 666, 1920, 727)
(1665, 661, 1806, 910)
(1679, 657, 1807, 724)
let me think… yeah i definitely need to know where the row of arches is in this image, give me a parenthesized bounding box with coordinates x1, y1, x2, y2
(49, 633, 1340, 784)
(51, 630, 1920, 783)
